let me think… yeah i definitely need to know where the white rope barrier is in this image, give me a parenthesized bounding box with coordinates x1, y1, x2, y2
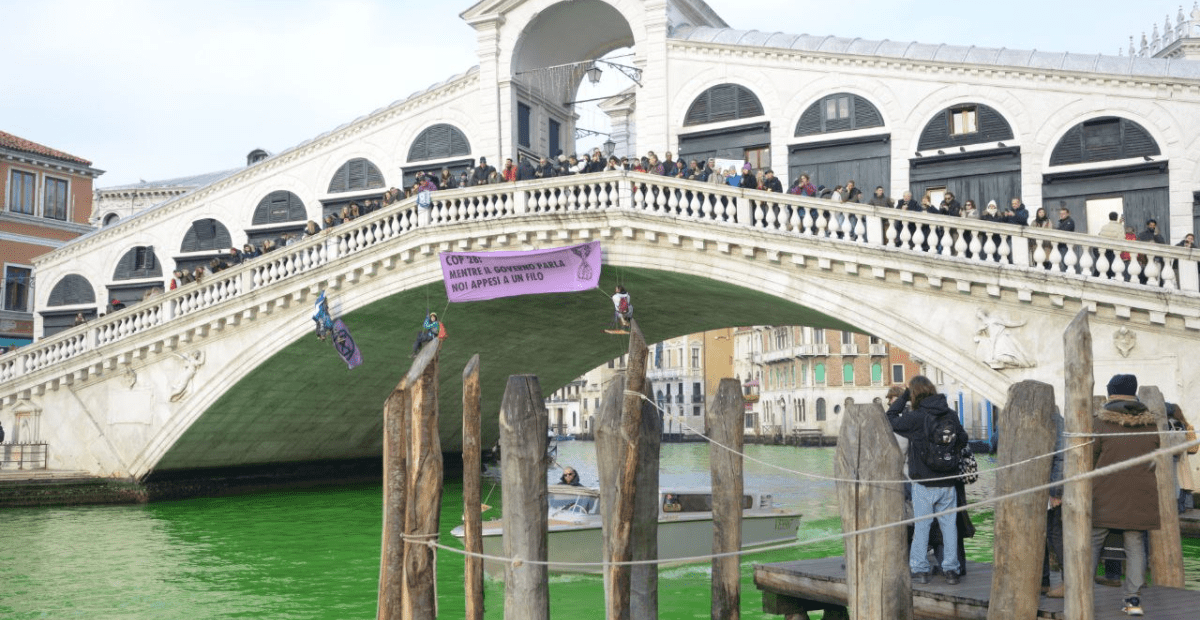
(626, 390, 1090, 485)
(418, 420, 1200, 569)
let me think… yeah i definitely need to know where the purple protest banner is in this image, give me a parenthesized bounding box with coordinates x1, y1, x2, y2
(440, 241, 601, 302)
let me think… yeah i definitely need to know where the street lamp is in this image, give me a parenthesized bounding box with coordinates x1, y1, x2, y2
(603, 138, 616, 157)
(585, 64, 603, 85)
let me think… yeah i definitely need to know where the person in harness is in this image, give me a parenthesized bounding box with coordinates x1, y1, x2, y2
(411, 311, 442, 356)
(611, 285, 632, 328)
(313, 291, 335, 342)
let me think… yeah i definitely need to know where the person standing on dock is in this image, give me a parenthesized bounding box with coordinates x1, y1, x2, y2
(1090, 374, 1159, 617)
(887, 376, 968, 586)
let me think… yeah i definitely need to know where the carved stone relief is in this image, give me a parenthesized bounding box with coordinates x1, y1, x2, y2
(974, 308, 1036, 370)
(1113, 327, 1137, 358)
(169, 350, 206, 403)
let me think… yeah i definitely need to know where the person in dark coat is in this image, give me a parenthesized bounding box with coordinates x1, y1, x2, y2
(761, 169, 783, 193)
(1010, 198, 1029, 226)
(516, 156, 536, 181)
(888, 375, 969, 585)
(470, 157, 495, 187)
(1090, 373, 1159, 616)
(558, 467, 583, 486)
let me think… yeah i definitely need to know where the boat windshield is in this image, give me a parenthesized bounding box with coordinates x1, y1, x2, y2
(548, 492, 598, 514)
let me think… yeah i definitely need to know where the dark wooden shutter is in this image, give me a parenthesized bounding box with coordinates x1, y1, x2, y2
(795, 103, 823, 136)
(181, 218, 231, 252)
(113, 246, 162, 280)
(253, 191, 306, 225)
(517, 105, 531, 148)
(1050, 125, 1084, 166)
(548, 118, 561, 157)
(408, 125, 471, 162)
(328, 165, 350, 193)
(1120, 120, 1160, 159)
(347, 159, 367, 188)
(852, 96, 883, 129)
(685, 84, 763, 126)
(47, 274, 95, 306)
(918, 104, 1013, 150)
(365, 160, 384, 187)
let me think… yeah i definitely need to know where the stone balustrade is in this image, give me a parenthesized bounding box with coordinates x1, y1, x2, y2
(1, 170, 1198, 391)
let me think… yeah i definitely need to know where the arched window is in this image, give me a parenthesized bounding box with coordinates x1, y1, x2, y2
(251, 191, 306, 226)
(407, 124, 471, 163)
(795, 93, 884, 136)
(113, 246, 162, 280)
(917, 103, 1013, 150)
(843, 363, 854, 384)
(816, 397, 827, 422)
(102, 213, 120, 227)
(684, 84, 764, 126)
(180, 218, 232, 253)
(47, 274, 95, 306)
(328, 158, 385, 193)
(1049, 117, 1160, 166)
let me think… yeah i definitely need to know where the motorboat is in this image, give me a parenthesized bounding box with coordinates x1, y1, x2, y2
(450, 483, 802, 575)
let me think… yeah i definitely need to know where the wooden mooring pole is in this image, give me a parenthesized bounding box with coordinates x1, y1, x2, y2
(596, 366, 661, 620)
(1139, 385, 1186, 587)
(988, 380, 1056, 620)
(1062, 311, 1095, 620)
(461, 354, 483, 620)
(602, 321, 650, 620)
(834, 402, 910, 620)
(404, 340, 442, 620)
(377, 382, 410, 620)
(500, 375, 549, 620)
(709, 378, 745, 620)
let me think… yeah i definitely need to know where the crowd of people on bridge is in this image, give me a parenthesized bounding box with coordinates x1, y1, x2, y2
(886, 371, 1195, 616)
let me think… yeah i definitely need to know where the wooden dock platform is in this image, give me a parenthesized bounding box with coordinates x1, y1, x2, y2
(755, 556, 1200, 619)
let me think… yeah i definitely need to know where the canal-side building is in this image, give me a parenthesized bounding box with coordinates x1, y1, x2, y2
(0, 131, 103, 346)
(545, 378, 585, 437)
(733, 326, 991, 442)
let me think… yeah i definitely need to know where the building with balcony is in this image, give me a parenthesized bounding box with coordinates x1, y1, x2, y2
(734, 325, 990, 443)
(0, 131, 103, 347)
(545, 378, 585, 437)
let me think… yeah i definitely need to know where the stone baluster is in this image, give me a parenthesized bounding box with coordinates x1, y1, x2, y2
(1161, 257, 1178, 289)
(911, 224, 925, 252)
(1145, 254, 1162, 286)
(1063, 244, 1079, 274)
(1078, 246, 1094, 277)
(815, 209, 829, 238)
(854, 214, 867, 243)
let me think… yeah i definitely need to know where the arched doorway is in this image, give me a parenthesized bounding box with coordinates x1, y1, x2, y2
(507, 1, 638, 161)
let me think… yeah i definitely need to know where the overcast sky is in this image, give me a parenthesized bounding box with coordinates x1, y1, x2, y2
(1, 0, 1182, 186)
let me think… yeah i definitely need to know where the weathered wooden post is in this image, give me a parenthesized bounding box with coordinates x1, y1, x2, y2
(461, 354, 484, 620)
(1138, 385, 1185, 587)
(604, 321, 650, 620)
(377, 383, 411, 620)
(500, 375, 549, 620)
(631, 384, 661, 620)
(709, 378, 745, 620)
(988, 380, 1056, 620)
(403, 340, 442, 620)
(597, 369, 662, 620)
(1062, 311, 1095, 620)
(834, 402, 910, 620)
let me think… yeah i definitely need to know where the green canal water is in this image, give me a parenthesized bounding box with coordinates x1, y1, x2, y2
(2, 443, 1198, 619)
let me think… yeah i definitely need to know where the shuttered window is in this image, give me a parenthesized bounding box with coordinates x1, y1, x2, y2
(327, 158, 385, 193)
(47, 274, 95, 306)
(517, 104, 531, 148)
(684, 84, 764, 126)
(252, 191, 307, 226)
(1049, 117, 1161, 166)
(408, 124, 471, 163)
(795, 94, 884, 137)
(180, 218, 233, 253)
(917, 103, 1014, 150)
(113, 246, 162, 280)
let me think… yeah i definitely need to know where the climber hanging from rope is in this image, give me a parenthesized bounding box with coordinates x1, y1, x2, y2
(607, 284, 633, 333)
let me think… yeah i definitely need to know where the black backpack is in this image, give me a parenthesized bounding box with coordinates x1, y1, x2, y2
(919, 413, 962, 474)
